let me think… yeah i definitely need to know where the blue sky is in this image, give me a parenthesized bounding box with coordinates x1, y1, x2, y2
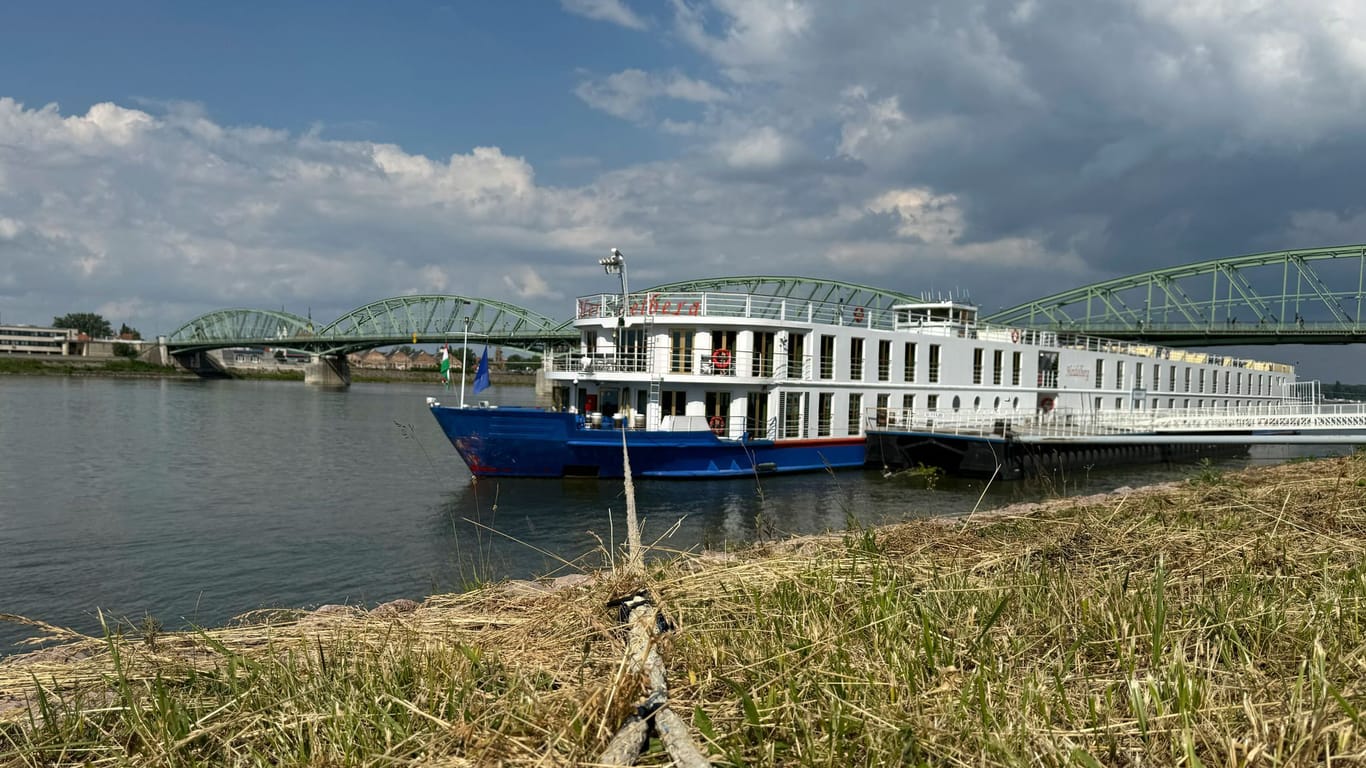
(1, 2, 683, 179)
(3, 0, 1366, 378)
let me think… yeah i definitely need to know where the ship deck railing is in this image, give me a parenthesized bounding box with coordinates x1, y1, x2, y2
(865, 401, 1366, 440)
(548, 348, 808, 380)
(569, 290, 1292, 375)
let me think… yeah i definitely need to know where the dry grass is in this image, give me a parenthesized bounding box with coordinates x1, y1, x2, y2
(2, 456, 1365, 766)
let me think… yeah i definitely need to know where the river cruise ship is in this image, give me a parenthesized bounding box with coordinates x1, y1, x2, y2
(429, 269, 1298, 479)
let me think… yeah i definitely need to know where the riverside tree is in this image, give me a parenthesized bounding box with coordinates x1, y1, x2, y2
(53, 312, 114, 338)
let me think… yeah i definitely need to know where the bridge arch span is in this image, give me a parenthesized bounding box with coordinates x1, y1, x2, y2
(984, 244, 1366, 344)
(642, 276, 917, 312)
(318, 295, 570, 354)
(168, 308, 314, 348)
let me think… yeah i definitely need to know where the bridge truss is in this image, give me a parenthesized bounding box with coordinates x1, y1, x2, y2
(167, 295, 576, 355)
(642, 276, 917, 313)
(985, 244, 1366, 345)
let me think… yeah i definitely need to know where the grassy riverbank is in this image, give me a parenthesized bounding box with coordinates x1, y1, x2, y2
(2, 457, 1364, 765)
(0, 357, 191, 378)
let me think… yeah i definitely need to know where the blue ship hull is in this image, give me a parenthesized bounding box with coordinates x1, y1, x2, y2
(430, 405, 867, 478)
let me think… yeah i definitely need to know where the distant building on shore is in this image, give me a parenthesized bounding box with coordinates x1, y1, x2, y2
(0, 323, 80, 355)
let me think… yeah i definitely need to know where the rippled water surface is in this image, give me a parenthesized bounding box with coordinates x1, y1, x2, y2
(0, 375, 1340, 653)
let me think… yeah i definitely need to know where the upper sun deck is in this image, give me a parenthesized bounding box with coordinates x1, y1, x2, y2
(574, 291, 885, 329)
(571, 290, 1294, 376)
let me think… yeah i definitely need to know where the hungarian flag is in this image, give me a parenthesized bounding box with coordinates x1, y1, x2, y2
(439, 345, 451, 387)
(473, 346, 491, 394)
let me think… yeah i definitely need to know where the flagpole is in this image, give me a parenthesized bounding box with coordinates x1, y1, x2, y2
(460, 315, 470, 408)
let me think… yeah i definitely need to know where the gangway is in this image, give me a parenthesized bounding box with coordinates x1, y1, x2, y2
(868, 403, 1366, 446)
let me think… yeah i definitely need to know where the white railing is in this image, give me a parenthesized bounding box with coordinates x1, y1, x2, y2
(547, 348, 813, 381)
(575, 291, 898, 330)
(866, 401, 1366, 439)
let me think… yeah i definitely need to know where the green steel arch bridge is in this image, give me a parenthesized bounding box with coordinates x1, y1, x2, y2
(985, 244, 1366, 345)
(165, 277, 920, 357)
(161, 277, 919, 384)
(162, 244, 1366, 382)
(166, 296, 574, 357)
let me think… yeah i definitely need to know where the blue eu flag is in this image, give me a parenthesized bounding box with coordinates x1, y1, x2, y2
(473, 346, 491, 394)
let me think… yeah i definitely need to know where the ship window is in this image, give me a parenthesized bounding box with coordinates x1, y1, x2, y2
(847, 393, 863, 436)
(746, 390, 769, 438)
(787, 332, 806, 379)
(1011, 351, 1021, 386)
(669, 330, 694, 373)
(1095, 397, 1102, 410)
(927, 394, 939, 411)
(781, 391, 805, 438)
(877, 340, 891, 381)
(1116, 398, 1123, 409)
(1095, 358, 1104, 389)
(621, 328, 647, 372)
(1223, 371, 1230, 394)
(972, 348, 983, 384)
(1153, 364, 1161, 391)
(1170, 367, 1177, 391)
(1115, 361, 1124, 389)
(1012, 397, 1019, 409)
(973, 396, 981, 410)
(1198, 369, 1206, 393)
(817, 392, 833, 436)
(993, 396, 1000, 409)
(661, 390, 687, 416)
(904, 342, 917, 382)
(992, 350, 1002, 385)
(819, 335, 836, 380)
(705, 391, 732, 431)
(711, 330, 737, 352)
(1184, 368, 1191, 392)
(952, 395, 961, 412)
(1136, 362, 1144, 388)
(849, 337, 865, 380)
(928, 344, 941, 383)
(752, 332, 776, 377)
(876, 393, 890, 426)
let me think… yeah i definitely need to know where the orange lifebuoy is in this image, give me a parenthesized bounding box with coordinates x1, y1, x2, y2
(1011, 329, 1020, 343)
(709, 415, 725, 434)
(853, 306, 865, 324)
(1040, 398, 1054, 412)
(712, 348, 731, 370)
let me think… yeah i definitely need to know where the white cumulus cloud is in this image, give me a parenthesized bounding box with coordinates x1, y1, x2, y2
(561, 0, 647, 30)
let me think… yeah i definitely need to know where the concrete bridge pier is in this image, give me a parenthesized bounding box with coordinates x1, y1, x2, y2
(305, 354, 351, 388)
(172, 349, 230, 378)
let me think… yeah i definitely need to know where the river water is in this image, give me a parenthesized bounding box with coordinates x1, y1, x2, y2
(0, 376, 1340, 653)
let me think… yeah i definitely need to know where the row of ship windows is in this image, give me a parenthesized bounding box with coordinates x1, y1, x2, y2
(655, 331, 1284, 396)
(652, 386, 1276, 440)
(659, 332, 1018, 385)
(1091, 357, 1279, 396)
